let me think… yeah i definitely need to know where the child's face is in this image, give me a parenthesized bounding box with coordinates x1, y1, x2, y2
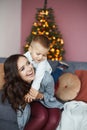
(17, 56, 35, 83)
(29, 42, 49, 63)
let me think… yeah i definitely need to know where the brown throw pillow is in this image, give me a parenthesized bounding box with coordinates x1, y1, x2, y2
(75, 70, 87, 102)
(0, 64, 5, 89)
(55, 73, 81, 101)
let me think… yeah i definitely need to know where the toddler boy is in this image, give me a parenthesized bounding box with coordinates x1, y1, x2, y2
(24, 35, 68, 101)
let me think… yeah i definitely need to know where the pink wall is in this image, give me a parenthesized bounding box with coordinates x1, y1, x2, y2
(21, 0, 87, 61)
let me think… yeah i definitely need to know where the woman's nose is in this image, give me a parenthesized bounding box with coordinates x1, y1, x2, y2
(27, 64, 32, 71)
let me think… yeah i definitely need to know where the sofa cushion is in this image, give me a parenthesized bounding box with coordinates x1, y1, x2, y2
(0, 64, 5, 89)
(75, 70, 87, 102)
(55, 73, 81, 101)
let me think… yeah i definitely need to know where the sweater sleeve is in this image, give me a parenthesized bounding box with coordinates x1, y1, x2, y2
(32, 59, 52, 90)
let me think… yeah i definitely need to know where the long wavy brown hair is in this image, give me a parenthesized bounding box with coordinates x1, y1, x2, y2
(2, 54, 31, 111)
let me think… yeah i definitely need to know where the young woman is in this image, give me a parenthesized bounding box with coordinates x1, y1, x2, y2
(2, 54, 61, 130)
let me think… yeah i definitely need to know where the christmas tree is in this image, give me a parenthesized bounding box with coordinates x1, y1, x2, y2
(24, 0, 65, 61)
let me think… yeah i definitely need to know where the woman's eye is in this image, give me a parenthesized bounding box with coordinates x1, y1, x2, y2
(20, 67, 24, 71)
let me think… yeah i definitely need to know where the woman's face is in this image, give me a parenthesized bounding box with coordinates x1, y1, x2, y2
(17, 56, 35, 83)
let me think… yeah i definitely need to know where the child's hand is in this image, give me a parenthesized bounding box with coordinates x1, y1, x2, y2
(24, 88, 39, 103)
(36, 92, 44, 100)
(24, 93, 34, 103)
(29, 87, 39, 99)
